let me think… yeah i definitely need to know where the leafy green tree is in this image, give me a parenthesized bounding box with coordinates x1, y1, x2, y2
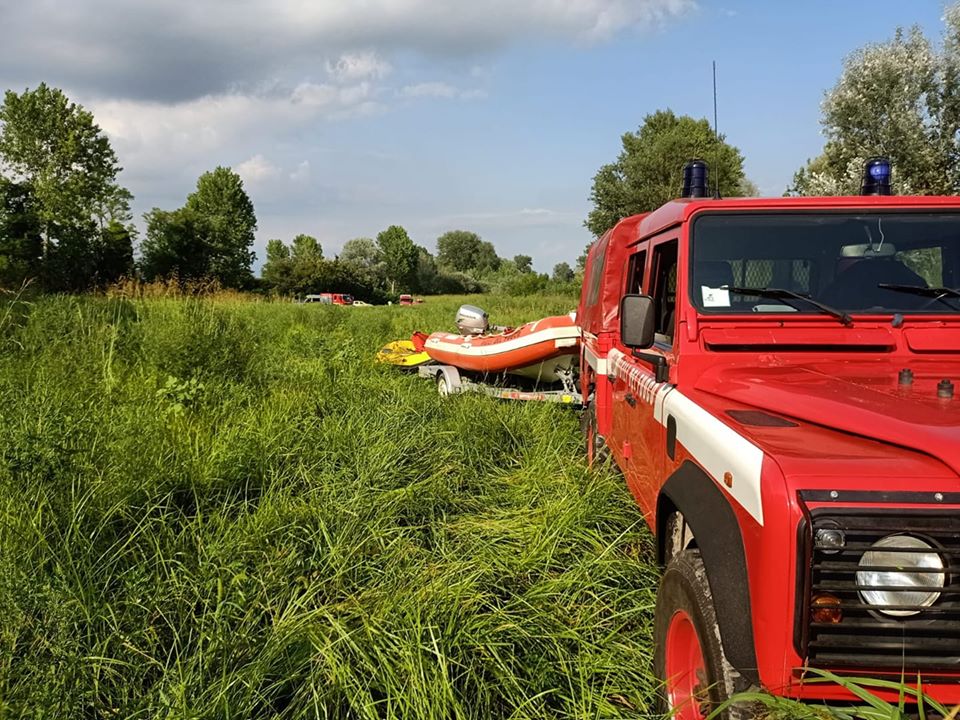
(436, 230, 481, 271)
(140, 208, 210, 283)
(790, 10, 960, 196)
(0, 178, 42, 288)
(513, 254, 533, 273)
(0, 83, 133, 289)
(291, 234, 322, 260)
(339, 237, 380, 268)
(376, 225, 418, 294)
(551, 262, 574, 283)
(473, 242, 500, 274)
(436, 230, 501, 273)
(265, 239, 290, 264)
(261, 239, 294, 292)
(92, 220, 134, 286)
(184, 167, 257, 287)
(413, 245, 438, 294)
(586, 109, 746, 236)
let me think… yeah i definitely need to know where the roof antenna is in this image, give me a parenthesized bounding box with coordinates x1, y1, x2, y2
(712, 60, 721, 199)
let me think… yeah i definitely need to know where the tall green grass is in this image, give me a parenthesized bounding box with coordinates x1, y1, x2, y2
(0, 294, 663, 718)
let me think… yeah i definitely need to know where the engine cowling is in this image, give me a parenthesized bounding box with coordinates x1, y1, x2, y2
(455, 305, 489, 335)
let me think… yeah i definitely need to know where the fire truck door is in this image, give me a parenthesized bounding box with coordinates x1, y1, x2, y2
(624, 238, 677, 517)
(611, 358, 661, 524)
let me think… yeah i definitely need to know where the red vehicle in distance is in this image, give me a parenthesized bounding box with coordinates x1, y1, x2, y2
(302, 293, 353, 305)
(579, 158, 960, 717)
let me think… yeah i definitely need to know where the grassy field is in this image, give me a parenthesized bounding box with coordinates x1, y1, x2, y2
(0, 293, 664, 719)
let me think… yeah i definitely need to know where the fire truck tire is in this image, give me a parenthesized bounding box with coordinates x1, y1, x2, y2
(654, 549, 745, 720)
(580, 401, 609, 465)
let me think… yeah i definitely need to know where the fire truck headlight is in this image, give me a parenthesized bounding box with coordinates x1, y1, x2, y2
(856, 535, 945, 617)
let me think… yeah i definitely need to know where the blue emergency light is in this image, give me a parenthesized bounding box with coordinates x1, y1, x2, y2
(682, 160, 709, 198)
(861, 157, 892, 196)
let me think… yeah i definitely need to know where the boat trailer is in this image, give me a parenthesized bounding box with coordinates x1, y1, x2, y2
(418, 363, 582, 404)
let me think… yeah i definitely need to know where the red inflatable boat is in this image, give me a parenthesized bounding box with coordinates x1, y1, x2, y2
(413, 312, 580, 381)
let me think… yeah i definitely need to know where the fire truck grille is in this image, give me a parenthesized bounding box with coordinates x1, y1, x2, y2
(803, 511, 960, 671)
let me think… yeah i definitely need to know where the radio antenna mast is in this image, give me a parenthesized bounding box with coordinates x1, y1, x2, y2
(713, 60, 721, 199)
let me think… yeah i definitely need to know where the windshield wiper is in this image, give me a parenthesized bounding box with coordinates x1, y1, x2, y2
(877, 283, 960, 309)
(726, 286, 854, 326)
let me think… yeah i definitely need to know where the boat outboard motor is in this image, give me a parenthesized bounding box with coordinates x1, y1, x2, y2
(455, 305, 489, 335)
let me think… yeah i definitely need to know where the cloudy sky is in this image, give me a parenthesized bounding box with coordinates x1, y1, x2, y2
(0, 0, 948, 272)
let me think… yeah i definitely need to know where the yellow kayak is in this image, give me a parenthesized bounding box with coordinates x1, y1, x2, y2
(377, 339, 432, 368)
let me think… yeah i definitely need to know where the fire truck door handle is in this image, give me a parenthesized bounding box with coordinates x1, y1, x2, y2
(625, 392, 637, 407)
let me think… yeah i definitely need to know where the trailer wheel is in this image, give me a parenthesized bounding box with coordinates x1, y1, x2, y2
(436, 373, 450, 397)
(580, 401, 609, 465)
(654, 549, 739, 720)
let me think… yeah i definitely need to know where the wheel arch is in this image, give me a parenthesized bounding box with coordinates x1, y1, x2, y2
(434, 365, 462, 394)
(656, 460, 760, 684)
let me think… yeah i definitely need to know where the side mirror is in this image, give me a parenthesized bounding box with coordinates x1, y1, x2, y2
(620, 294, 656, 349)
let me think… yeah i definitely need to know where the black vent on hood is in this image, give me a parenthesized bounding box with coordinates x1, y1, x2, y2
(726, 409, 798, 427)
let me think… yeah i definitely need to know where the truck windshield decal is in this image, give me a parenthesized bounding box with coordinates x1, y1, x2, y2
(691, 212, 960, 315)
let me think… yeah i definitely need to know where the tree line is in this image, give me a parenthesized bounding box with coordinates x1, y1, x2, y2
(0, 84, 578, 298)
(261, 227, 577, 303)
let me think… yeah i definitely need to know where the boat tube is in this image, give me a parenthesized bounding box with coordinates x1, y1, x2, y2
(412, 308, 580, 382)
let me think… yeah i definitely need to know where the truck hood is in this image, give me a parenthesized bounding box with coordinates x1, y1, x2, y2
(695, 361, 960, 476)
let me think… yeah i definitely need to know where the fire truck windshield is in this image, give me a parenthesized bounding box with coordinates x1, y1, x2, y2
(690, 212, 960, 315)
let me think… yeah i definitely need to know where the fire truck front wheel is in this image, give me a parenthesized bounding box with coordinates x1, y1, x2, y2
(654, 549, 739, 720)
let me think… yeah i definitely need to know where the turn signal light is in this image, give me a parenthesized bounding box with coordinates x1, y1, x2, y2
(811, 593, 843, 624)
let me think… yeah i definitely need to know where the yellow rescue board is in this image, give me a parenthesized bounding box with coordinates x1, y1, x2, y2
(377, 339, 432, 367)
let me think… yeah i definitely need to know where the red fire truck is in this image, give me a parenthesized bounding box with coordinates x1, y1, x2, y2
(578, 158, 960, 717)
(303, 293, 354, 305)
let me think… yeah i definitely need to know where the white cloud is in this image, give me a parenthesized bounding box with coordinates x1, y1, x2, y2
(1, 1, 696, 102)
(326, 51, 392, 82)
(401, 82, 458, 99)
(235, 154, 280, 184)
(399, 82, 486, 100)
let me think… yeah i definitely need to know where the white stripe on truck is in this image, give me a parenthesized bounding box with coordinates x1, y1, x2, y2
(608, 348, 765, 525)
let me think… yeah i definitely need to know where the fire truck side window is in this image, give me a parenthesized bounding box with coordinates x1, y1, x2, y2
(652, 241, 678, 342)
(626, 250, 647, 294)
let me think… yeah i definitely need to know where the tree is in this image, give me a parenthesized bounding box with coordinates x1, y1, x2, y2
(261, 239, 293, 291)
(376, 225, 418, 293)
(413, 245, 438, 294)
(0, 83, 134, 289)
(184, 167, 257, 287)
(93, 220, 134, 286)
(0, 178, 42, 288)
(789, 11, 960, 196)
(140, 208, 210, 283)
(513, 254, 533, 273)
(291, 233, 322, 260)
(585, 109, 746, 236)
(436, 230, 501, 274)
(339, 237, 380, 268)
(551, 262, 574, 283)
(265, 239, 290, 264)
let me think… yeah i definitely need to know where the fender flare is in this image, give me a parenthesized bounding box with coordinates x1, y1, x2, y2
(657, 460, 759, 684)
